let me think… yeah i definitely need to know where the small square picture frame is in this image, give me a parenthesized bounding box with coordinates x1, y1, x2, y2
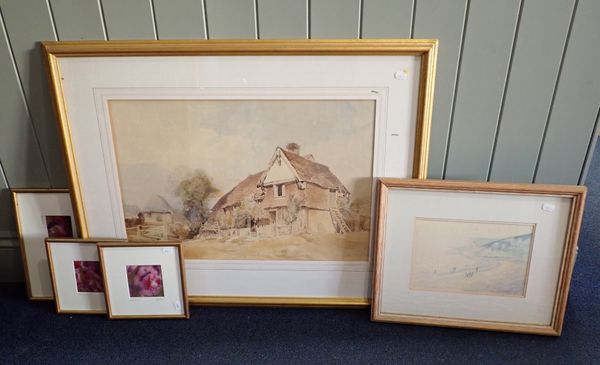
(12, 188, 77, 299)
(45, 238, 124, 314)
(98, 241, 189, 319)
(371, 179, 586, 336)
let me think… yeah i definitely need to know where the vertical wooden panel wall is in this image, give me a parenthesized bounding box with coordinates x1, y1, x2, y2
(0, 0, 599, 280)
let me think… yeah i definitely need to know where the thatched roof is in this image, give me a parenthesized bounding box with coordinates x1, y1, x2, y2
(277, 149, 349, 194)
(208, 146, 349, 216)
(210, 171, 264, 213)
(124, 195, 187, 222)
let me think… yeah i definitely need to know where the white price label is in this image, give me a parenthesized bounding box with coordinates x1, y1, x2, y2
(394, 69, 409, 80)
(542, 203, 555, 212)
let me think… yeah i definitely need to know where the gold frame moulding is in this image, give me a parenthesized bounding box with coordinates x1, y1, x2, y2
(44, 39, 438, 306)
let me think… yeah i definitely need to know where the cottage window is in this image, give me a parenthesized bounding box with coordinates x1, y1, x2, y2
(275, 184, 285, 197)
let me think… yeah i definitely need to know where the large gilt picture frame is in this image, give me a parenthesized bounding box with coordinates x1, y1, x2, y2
(372, 179, 586, 335)
(44, 39, 437, 306)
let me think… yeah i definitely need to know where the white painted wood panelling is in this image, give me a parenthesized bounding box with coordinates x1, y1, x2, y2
(204, 0, 256, 39)
(444, 0, 521, 181)
(361, 0, 413, 38)
(101, 0, 156, 40)
(489, 0, 575, 183)
(49, 0, 106, 40)
(534, 0, 600, 184)
(0, 0, 66, 187)
(153, 0, 206, 40)
(311, 0, 360, 39)
(413, 0, 468, 179)
(0, 0, 598, 280)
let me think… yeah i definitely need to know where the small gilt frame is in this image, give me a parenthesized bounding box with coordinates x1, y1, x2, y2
(46, 237, 125, 314)
(12, 188, 75, 300)
(98, 241, 189, 319)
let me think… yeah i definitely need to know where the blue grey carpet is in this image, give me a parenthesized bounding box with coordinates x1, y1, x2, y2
(2, 146, 599, 364)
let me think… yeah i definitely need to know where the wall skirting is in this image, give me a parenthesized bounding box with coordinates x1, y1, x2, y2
(0, 238, 23, 282)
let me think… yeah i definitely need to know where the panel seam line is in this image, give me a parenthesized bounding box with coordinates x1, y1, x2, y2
(357, 0, 363, 38)
(441, 0, 470, 179)
(486, 0, 524, 181)
(409, 0, 417, 38)
(45, 0, 59, 40)
(201, 0, 209, 39)
(0, 152, 10, 188)
(253, 0, 260, 39)
(149, 0, 159, 40)
(532, 0, 578, 182)
(306, 0, 311, 39)
(578, 105, 600, 184)
(0, 7, 52, 186)
(97, 0, 109, 40)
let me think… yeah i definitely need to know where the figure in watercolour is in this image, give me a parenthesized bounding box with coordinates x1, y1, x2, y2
(109, 100, 375, 261)
(409, 219, 535, 297)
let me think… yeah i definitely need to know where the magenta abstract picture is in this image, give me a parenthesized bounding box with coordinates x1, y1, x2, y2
(73, 261, 104, 293)
(126, 265, 164, 297)
(45, 215, 74, 238)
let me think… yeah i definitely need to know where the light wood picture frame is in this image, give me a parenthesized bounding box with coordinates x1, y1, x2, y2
(44, 39, 437, 306)
(12, 188, 77, 300)
(372, 179, 586, 335)
(98, 241, 189, 319)
(45, 238, 125, 314)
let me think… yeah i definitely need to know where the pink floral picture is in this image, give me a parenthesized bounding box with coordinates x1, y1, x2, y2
(45, 215, 74, 238)
(126, 265, 164, 297)
(73, 261, 104, 293)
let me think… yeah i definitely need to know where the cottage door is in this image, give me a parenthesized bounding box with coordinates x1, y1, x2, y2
(328, 189, 337, 208)
(269, 210, 277, 236)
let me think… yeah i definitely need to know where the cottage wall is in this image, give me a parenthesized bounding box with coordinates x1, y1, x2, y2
(261, 181, 333, 211)
(261, 182, 300, 209)
(303, 183, 333, 211)
(208, 146, 349, 236)
(307, 209, 336, 234)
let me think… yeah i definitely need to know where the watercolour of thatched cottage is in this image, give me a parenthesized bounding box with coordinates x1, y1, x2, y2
(207, 143, 351, 237)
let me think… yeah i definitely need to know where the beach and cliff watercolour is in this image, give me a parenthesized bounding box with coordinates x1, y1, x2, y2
(109, 99, 376, 261)
(409, 218, 535, 297)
